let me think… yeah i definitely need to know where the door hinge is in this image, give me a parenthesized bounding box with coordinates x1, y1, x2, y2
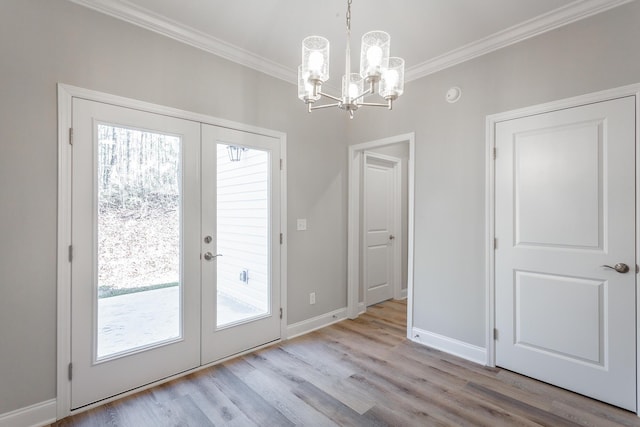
(280, 159, 283, 170)
(68, 363, 73, 381)
(493, 328, 498, 340)
(493, 238, 497, 250)
(69, 128, 73, 145)
(68, 245, 73, 262)
(280, 233, 283, 245)
(493, 147, 496, 159)
(280, 308, 283, 319)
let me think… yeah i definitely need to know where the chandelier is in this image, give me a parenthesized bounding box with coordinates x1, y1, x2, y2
(297, 0, 405, 118)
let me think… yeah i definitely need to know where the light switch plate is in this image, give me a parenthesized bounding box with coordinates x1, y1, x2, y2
(297, 218, 307, 231)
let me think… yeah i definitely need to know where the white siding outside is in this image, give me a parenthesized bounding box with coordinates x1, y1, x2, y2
(216, 144, 270, 312)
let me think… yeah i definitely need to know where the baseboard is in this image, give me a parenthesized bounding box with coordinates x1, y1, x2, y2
(0, 399, 56, 427)
(400, 288, 408, 299)
(411, 327, 486, 365)
(286, 308, 347, 339)
(358, 302, 366, 315)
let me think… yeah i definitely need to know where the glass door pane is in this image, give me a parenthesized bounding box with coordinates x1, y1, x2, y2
(96, 124, 181, 359)
(216, 144, 270, 328)
(200, 124, 281, 364)
(71, 98, 200, 410)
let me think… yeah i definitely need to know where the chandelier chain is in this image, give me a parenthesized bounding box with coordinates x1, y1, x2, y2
(346, 0, 352, 31)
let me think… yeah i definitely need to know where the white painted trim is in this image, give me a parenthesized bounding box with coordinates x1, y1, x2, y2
(58, 84, 285, 139)
(56, 85, 73, 421)
(485, 110, 497, 368)
(393, 161, 403, 301)
(358, 302, 366, 315)
(406, 0, 634, 81)
(347, 149, 362, 320)
(635, 89, 640, 417)
(67, 0, 295, 84)
(400, 288, 408, 300)
(485, 83, 640, 414)
(411, 328, 486, 366)
(286, 308, 348, 340)
(280, 139, 288, 341)
(57, 83, 288, 419)
(68, 0, 631, 85)
(347, 133, 416, 339)
(0, 399, 56, 427)
(362, 151, 403, 304)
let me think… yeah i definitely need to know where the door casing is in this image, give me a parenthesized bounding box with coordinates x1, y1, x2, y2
(56, 84, 287, 419)
(347, 133, 415, 337)
(485, 83, 640, 414)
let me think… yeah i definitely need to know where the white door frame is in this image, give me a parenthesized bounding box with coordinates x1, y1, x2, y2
(485, 83, 640, 413)
(347, 133, 415, 337)
(56, 84, 287, 419)
(362, 151, 402, 305)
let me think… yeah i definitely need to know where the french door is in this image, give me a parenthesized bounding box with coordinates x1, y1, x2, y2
(70, 98, 281, 409)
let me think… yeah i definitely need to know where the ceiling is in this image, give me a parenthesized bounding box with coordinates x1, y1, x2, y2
(69, 0, 631, 85)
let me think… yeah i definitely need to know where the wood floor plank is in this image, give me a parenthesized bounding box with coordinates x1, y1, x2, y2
(244, 346, 376, 414)
(53, 299, 640, 427)
(154, 394, 214, 427)
(464, 381, 579, 427)
(207, 365, 294, 426)
(292, 379, 389, 427)
(182, 370, 257, 427)
(226, 357, 340, 427)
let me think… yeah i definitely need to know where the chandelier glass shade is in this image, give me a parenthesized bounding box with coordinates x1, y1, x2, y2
(298, 0, 405, 118)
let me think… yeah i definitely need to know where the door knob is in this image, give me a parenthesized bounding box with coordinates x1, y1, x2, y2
(601, 263, 629, 273)
(204, 252, 222, 261)
(389, 235, 395, 240)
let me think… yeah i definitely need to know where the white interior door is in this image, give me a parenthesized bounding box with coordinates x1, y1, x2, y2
(495, 96, 636, 411)
(71, 99, 201, 409)
(200, 124, 281, 364)
(364, 153, 398, 306)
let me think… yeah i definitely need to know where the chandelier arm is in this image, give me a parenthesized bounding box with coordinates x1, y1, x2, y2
(359, 101, 392, 108)
(351, 87, 373, 103)
(319, 91, 342, 102)
(310, 102, 341, 110)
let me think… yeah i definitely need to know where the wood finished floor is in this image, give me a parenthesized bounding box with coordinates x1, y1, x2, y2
(53, 300, 640, 426)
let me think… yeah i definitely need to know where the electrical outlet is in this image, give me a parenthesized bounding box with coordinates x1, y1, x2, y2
(310, 292, 316, 305)
(297, 218, 307, 231)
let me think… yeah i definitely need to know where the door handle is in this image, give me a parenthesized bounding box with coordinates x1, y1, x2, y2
(204, 252, 222, 261)
(601, 263, 630, 273)
(389, 234, 395, 240)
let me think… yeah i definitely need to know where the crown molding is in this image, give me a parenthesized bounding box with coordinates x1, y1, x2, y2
(69, 0, 632, 86)
(67, 0, 297, 83)
(405, 0, 635, 81)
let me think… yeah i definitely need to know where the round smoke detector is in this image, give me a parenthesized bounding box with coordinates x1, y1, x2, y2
(446, 86, 462, 103)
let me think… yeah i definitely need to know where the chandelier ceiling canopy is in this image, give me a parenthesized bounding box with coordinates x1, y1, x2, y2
(297, 0, 405, 118)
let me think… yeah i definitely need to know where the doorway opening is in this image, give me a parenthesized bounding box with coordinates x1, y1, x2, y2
(347, 133, 415, 338)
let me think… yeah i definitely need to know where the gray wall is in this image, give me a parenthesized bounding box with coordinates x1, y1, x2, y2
(349, 1, 640, 347)
(0, 0, 348, 414)
(1, 0, 640, 416)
